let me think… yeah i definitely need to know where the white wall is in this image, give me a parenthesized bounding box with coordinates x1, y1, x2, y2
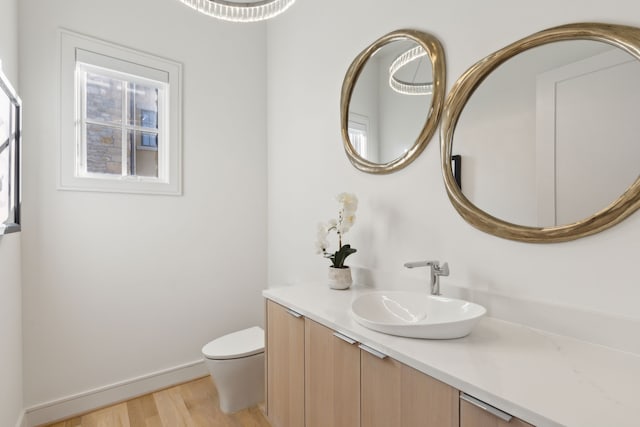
(267, 1, 640, 351)
(0, 0, 23, 425)
(19, 0, 267, 410)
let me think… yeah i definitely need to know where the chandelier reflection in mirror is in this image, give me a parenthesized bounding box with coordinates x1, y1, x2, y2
(389, 46, 433, 95)
(178, 0, 296, 22)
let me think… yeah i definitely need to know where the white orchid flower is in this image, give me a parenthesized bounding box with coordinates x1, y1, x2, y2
(337, 192, 358, 214)
(315, 222, 329, 254)
(315, 193, 358, 268)
(337, 214, 355, 234)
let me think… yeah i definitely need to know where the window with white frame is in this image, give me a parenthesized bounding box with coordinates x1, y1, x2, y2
(59, 30, 182, 195)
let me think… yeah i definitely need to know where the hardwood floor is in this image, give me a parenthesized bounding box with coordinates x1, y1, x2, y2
(44, 376, 271, 427)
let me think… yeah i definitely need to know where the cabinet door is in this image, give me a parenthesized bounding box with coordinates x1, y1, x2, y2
(460, 395, 534, 427)
(305, 319, 360, 427)
(361, 349, 402, 427)
(401, 364, 459, 426)
(266, 301, 305, 427)
(361, 349, 459, 427)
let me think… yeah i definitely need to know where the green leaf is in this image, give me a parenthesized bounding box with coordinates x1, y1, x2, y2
(332, 244, 357, 268)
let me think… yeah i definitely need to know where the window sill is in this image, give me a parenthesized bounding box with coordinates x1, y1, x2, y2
(58, 175, 181, 196)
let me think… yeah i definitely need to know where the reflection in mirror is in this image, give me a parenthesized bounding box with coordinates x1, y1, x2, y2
(454, 40, 640, 227)
(342, 29, 445, 174)
(442, 23, 640, 242)
(348, 40, 433, 164)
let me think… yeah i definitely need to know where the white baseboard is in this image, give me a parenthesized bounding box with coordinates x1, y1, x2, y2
(15, 410, 26, 427)
(25, 359, 208, 427)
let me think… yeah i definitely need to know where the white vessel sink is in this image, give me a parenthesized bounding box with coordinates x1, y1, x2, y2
(350, 291, 486, 339)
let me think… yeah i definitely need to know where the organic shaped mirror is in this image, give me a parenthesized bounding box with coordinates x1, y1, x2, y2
(341, 29, 445, 174)
(442, 23, 640, 242)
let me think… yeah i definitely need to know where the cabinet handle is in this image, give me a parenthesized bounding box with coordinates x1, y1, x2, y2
(333, 332, 357, 345)
(460, 393, 513, 423)
(358, 344, 388, 359)
(285, 308, 302, 318)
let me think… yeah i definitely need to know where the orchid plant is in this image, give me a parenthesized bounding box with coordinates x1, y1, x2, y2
(316, 193, 358, 269)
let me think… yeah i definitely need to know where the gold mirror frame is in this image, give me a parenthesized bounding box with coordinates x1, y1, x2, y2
(441, 22, 640, 243)
(341, 29, 446, 174)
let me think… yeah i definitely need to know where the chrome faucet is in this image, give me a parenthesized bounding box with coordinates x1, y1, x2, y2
(404, 260, 450, 296)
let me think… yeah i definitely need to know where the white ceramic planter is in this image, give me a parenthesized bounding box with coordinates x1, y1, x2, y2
(328, 266, 353, 290)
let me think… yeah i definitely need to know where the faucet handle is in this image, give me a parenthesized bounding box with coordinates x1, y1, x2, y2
(436, 262, 450, 276)
(404, 260, 446, 271)
(404, 260, 431, 269)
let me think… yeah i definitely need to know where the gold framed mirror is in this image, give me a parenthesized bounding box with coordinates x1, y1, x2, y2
(442, 22, 640, 243)
(341, 29, 445, 174)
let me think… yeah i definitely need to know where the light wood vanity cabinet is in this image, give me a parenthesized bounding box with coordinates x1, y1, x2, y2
(266, 301, 305, 427)
(266, 299, 533, 427)
(266, 299, 460, 427)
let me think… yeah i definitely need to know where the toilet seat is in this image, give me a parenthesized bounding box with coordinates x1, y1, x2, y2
(202, 326, 264, 360)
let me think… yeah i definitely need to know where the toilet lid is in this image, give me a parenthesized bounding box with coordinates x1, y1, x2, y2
(202, 326, 264, 360)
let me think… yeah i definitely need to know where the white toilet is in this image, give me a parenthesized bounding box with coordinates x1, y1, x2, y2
(201, 326, 265, 414)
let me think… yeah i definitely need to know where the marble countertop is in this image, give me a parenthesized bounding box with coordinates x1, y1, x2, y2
(263, 283, 640, 427)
